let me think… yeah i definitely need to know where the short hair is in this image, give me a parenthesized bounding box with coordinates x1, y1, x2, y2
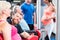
(0, 1, 11, 10)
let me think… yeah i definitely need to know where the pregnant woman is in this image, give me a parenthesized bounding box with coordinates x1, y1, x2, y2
(41, 0, 56, 40)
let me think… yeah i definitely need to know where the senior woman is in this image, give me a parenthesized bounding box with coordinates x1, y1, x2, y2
(0, 1, 22, 40)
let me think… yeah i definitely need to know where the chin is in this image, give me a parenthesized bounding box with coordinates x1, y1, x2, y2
(15, 23, 18, 24)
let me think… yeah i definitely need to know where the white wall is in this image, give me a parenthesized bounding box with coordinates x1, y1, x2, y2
(36, 0, 41, 29)
(57, 0, 60, 40)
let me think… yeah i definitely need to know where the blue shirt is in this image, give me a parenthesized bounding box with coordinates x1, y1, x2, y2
(20, 2, 35, 24)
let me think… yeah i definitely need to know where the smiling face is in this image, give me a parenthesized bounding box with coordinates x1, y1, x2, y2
(12, 13, 22, 24)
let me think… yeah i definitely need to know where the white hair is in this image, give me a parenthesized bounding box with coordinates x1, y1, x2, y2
(0, 1, 11, 10)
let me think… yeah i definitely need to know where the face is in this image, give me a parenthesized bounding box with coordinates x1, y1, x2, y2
(13, 13, 22, 24)
(13, 17, 20, 24)
(43, 0, 49, 4)
(26, 0, 32, 3)
(3, 8, 11, 17)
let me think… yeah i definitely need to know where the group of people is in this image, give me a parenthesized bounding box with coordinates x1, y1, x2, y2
(0, 0, 37, 40)
(0, 0, 56, 40)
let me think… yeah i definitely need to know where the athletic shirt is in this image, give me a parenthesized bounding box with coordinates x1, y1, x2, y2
(41, 4, 55, 26)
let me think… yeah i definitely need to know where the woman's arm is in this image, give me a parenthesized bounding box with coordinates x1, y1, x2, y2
(2, 24, 11, 40)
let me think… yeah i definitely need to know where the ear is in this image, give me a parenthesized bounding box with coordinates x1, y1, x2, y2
(2, 10, 5, 14)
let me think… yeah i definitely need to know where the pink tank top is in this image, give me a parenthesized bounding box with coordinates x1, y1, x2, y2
(41, 5, 54, 26)
(0, 25, 22, 40)
(11, 25, 22, 40)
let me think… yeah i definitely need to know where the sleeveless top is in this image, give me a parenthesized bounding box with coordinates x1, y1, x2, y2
(41, 5, 55, 26)
(0, 25, 22, 40)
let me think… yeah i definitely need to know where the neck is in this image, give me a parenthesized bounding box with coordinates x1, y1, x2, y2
(47, 2, 50, 6)
(0, 15, 7, 21)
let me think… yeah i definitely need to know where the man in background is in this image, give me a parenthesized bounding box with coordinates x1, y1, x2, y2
(20, 0, 36, 30)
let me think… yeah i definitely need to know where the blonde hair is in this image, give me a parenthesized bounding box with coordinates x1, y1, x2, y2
(0, 1, 11, 10)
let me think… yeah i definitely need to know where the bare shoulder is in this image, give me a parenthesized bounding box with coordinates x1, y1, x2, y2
(0, 22, 11, 32)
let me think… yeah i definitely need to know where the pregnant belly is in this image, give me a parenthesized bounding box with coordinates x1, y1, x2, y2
(12, 34, 22, 40)
(42, 20, 51, 26)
